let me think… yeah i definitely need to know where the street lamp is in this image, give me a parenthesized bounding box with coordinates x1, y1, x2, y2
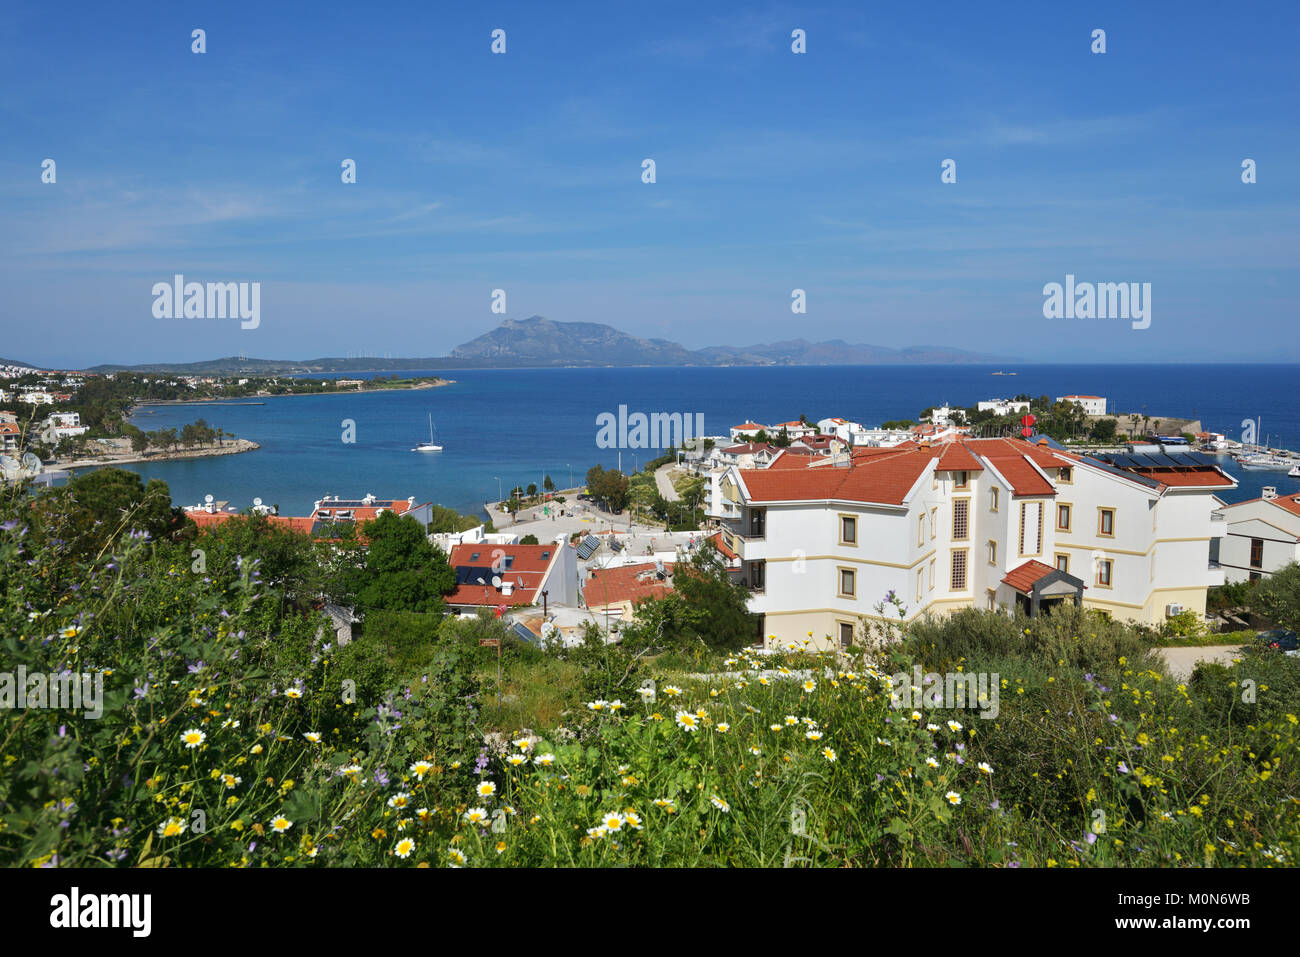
(567, 463, 573, 490)
(493, 476, 502, 502)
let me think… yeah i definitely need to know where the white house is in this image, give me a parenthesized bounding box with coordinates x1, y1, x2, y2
(19, 391, 55, 405)
(730, 422, 770, 442)
(927, 405, 966, 426)
(1056, 395, 1107, 415)
(709, 437, 1234, 650)
(1215, 489, 1300, 582)
(710, 442, 779, 470)
(41, 412, 88, 443)
(978, 399, 1031, 416)
(851, 428, 916, 448)
(770, 420, 817, 441)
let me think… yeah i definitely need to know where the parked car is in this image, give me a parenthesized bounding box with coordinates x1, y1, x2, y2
(1257, 629, 1299, 656)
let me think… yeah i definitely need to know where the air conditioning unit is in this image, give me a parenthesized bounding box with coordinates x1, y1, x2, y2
(1166, 603, 1185, 617)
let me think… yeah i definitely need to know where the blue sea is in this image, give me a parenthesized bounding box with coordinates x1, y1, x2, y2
(114, 364, 1300, 518)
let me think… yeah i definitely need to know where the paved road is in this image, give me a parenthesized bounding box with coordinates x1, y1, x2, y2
(655, 464, 681, 502)
(1156, 645, 1248, 680)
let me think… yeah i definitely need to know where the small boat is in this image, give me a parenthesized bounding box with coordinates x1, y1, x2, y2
(1289, 465, 1300, 478)
(412, 414, 442, 452)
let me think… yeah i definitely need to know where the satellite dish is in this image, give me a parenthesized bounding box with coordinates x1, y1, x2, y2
(253, 497, 263, 507)
(491, 575, 502, 588)
(204, 494, 214, 503)
(21, 452, 41, 472)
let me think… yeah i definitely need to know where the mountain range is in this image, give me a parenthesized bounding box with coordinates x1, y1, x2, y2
(54, 316, 1015, 373)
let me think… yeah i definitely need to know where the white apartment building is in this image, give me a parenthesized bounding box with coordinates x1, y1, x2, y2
(19, 391, 55, 405)
(1057, 394, 1107, 415)
(927, 404, 966, 426)
(1215, 489, 1300, 582)
(710, 437, 1233, 649)
(978, 398, 1030, 416)
(40, 412, 88, 444)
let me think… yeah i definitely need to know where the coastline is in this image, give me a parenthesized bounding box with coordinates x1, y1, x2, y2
(129, 377, 454, 414)
(46, 438, 261, 472)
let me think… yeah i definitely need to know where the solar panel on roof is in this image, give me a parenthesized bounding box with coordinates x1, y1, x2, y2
(1151, 454, 1182, 468)
(576, 534, 601, 560)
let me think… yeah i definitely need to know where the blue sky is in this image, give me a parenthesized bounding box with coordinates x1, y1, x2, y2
(1, 0, 1297, 367)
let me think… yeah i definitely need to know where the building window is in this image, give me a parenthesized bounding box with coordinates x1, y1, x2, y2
(950, 550, 968, 591)
(987, 589, 997, 611)
(1249, 571, 1261, 582)
(916, 569, 923, 601)
(952, 499, 969, 541)
(929, 558, 936, 591)
(839, 621, 854, 648)
(918, 514, 925, 546)
(1055, 553, 1069, 573)
(838, 567, 856, 599)
(1096, 558, 1113, 587)
(988, 539, 998, 565)
(1058, 466, 1073, 484)
(1250, 538, 1263, 569)
(1057, 503, 1072, 531)
(930, 507, 938, 540)
(990, 486, 999, 512)
(839, 515, 857, 546)
(1019, 501, 1043, 556)
(954, 470, 969, 489)
(1098, 508, 1115, 537)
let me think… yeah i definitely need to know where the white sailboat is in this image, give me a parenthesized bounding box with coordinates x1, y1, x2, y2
(412, 414, 442, 452)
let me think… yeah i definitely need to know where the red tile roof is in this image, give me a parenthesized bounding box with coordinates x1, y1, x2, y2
(722, 443, 776, 455)
(740, 449, 934, 506)
(709, 531, 739, 560)
(936, 443, 984, 473)
(1266, 494, 1300, 518)
(767, 449, 819, 469)
(1126, 469, 1235, 488)
(584, 562, 674, 609)
(445, 543, 563, 607)
(186, 511, 316, 535)
(1001, 559, 1059, 593)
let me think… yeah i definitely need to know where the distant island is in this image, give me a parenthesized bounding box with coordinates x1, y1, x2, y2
(67, 316, 1016, 374)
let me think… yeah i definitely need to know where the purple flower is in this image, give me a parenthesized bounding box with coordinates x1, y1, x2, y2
(1085, 832, 1097, 845)
(1008, 861, 1021, 868)
(373, 768, 389, 787)
(187, 661, 205, 674)
(133, 682, 149, 699)
(1118, 761, 1130, 774)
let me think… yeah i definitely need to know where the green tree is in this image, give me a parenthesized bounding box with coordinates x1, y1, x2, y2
(27, 468, 185, 564)
(543, 475, 555, 493)
(342, 511, 456, 614)
(1253, 563, 1300, 631)
(624, 542, 753, 653)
